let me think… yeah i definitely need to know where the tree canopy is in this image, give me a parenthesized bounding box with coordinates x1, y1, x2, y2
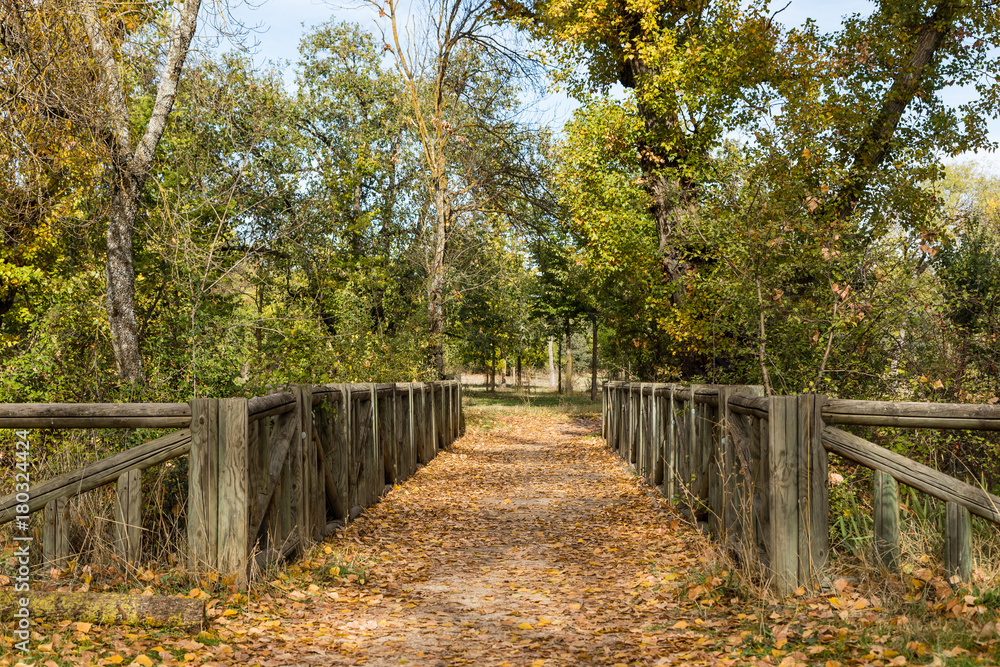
(0, 0, 999, 407)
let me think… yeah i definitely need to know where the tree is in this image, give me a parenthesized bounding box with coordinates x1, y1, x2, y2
(362, 0, 542, 377)
(79, 0, 204, 385)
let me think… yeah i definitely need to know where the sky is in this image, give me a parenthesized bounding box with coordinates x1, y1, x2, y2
(215, 0, 1000, 170)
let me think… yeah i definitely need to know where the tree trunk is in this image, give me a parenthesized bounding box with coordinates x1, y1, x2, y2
(591, 313, 598, 402)
(105, 174, 144, 384)
(0, 591, 204, 632)
(564, 320, 573, 395)
(547, 337, 556, 388)
(489, 339, 495, 392)
(557, 336, 563, 394)
(516, 353, 522, 389)
(427, 189, 448, 379)
(82, 0, 203, 385)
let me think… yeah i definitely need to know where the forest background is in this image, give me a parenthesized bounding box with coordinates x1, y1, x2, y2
(4, 0, 1000, 473)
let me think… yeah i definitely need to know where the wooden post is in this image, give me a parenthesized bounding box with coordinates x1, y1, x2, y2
(340, 384, 355, 511)
(752, 413, 769, 571)
(637, 383, 645, 468)
(454, 381, 461, 440)
(708, 386, 724, 535)
(715, 386, 734, 540)
(407, 384, 414, 465)
(730, 386, 765, 568)
(43, 497, 69, 566)
(218, 397, 249, 586)
(687, 385, 699, 501)
(873, 470, 900, 573)
(667, 386, 676, 500)
(652, 386, 664, 487)
(290, 387, 309, 545)
(798, 393, 829, 588)
(602, 382, 607, 440)
(458, 381, 465, 436)
(115, 468, 142, 565)
(430, 383, 438, 451)
(450, 381, 456, 442)
(188, 398, 218, 571)
(768, 395, 799, 596)
(945, 501, 973, 582)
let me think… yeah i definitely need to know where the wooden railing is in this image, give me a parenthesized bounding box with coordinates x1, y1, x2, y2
(0, 381, 463, 587)
(602, 382, 1000, 595)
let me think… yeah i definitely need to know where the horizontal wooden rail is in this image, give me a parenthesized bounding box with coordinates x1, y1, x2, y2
(248, 392, 295, 420)
(0, 429, 191, 524)
(0, 403, 191, 429)
(727, 392, 769, 418)
(823, 399, 1000, 430)
(822, 426, 1000, 524)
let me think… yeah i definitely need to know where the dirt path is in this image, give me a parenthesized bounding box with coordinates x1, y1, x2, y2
(229, 409, 718, 666)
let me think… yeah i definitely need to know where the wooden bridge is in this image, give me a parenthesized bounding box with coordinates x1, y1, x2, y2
(0, 382, 462, 587)
(2, 378, 998, 599)
(603, 382, 1000, 594)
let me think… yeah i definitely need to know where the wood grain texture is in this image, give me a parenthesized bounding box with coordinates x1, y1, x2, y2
(873, 470, 900, 572)
(945, 501, 973, 582)
(218, 397, 249, 586)
(0, 429, 190, 525)
(249, 411, 297, 542)
(822, 426, 1000, 524)
(768, 396, 798, 596)
(188, 398, 218, 571)
(0, 403, 190, 428)
(115, 468, 142, 565)
(43, 497, 69, 565)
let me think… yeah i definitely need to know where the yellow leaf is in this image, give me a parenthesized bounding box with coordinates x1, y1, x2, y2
(672, 620, 688, 629)
(75, 622, 93, 633)
(105, 656, 124, 665)
(132, 656, 154, 667)
(517, 622, 533, 630)
(223, 609, 239, 616)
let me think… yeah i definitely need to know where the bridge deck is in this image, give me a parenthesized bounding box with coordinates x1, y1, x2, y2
(233, 409, 713, 665)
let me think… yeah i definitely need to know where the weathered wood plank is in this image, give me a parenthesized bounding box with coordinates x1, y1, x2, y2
(218, 397, 249, 586)
(822, 426, 1000, 524)
(43, 497, 70, 565)
(289, 387, 307, 546)
(115, 468, 142, 565)
(945, 501, 973, 582)
(0, 403, 190, 429)
(823, 399, 1000, 430)
(188, 399, 218, 571)
(873, 470, 900, 572)
(248, 392, 295, 420)
(249, 411, 298, 542)
(666, 387, 675, 499)
(800, 393, 829, 587)
(0, 429, 190, 525)
(768, 396, 798, 596)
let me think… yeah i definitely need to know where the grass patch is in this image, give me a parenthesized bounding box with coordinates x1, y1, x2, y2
(463, 387, 601, 417)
